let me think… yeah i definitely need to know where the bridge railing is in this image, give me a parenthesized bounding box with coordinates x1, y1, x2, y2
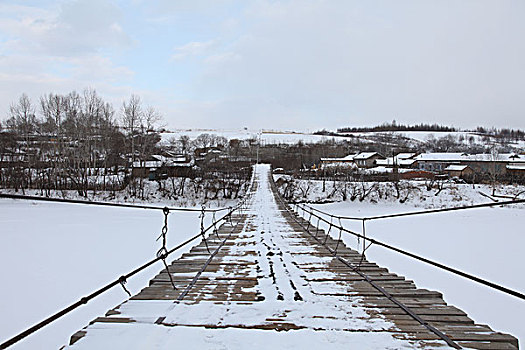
(287, 199, 525, 302)
(0, 168, 258, 349)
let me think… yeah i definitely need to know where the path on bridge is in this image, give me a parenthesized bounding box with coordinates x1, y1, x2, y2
(67, 164, 518, 349)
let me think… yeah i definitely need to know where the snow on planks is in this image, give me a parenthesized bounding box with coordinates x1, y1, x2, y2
(67, 164, 518, 350)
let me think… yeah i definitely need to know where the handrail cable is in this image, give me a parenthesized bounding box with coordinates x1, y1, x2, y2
(297, 198, 525, 221)
(0, 193, 230, 213)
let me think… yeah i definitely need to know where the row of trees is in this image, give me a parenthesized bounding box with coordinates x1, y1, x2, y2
(1, 89, 163, 196)
(278, 176, 426, 204)
(336, 121, 458, 133)
(474, 126, 525, 142)
(1, 90, 254, 202)
(335, 122, 525, 143)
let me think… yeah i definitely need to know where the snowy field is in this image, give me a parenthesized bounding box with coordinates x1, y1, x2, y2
(2, 183, 524, 348)
(159, 128, 347, 145)
(334, 130, 525, 149)
(307, 201, 525, 346)
(160, 128, 525, 149)
(63, 164, 444, 349)
(0, 199, 216, 349)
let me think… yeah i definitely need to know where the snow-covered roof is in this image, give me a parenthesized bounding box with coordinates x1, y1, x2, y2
(132, 160, 163, 168)
(321, 162, 357, 169)
(353, 152, 381, 160)
(320, 154, 357, 162)
(133, 156, 193, 168)
(415, 153, 525, 163)
(376, 158, 417, 167)
(151, 155, 167, 162)
(507, 164, 525, 170)
(415, 153, 469, 161)
(361, 166, 413, 174)
(444, 164, 469, 171)
(396, 152, 417, 159)
(169, 160, 194, 167)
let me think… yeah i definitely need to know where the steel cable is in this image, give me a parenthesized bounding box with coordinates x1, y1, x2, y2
(0, 193, 230, 213)
(296, 198, 525, 222)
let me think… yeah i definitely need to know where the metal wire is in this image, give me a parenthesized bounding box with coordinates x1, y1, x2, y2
(323, 216, 333, 245)
(212, 211, 220, 240)
(297, 197, 525, 222)
(0, 193, 230, 213)
(118, 276, 131, 297)
(297, 205, 525, 301)
(199, 205, 211, 253)
(175, 217, 242, 303)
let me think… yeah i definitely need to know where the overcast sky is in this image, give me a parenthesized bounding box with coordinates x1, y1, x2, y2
(1, 0, 524, 131)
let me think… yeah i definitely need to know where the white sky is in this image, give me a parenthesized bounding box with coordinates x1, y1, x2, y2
(1, 0, 524, 131)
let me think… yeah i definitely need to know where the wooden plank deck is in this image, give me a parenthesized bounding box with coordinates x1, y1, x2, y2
(67, 166, 519, 349)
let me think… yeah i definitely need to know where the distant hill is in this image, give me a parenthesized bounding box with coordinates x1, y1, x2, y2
(337, 122, 456, 133)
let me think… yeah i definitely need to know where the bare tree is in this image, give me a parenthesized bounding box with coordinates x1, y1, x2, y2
(142, 106, 162, 132)
(121, 94, 143, 164)
(99, 101, 118, 190)
(139, 106, 163, 198)
(40, 93, 65, 136)
(7, 94, 36, 144)
(194, 133, 213, 151)
(179, 135, 191, 154)
(489, 145, 500, 194)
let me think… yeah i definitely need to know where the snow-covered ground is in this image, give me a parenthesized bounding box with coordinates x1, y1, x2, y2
(1, 177, 243, 210)
(0, 199, 218, 349)
(159, 128, 347, 145)
(2, 168, 523, 348)
(305, 200, 525, 347)
(336, 130, 525, 149)
(64, 164, 445, 349)
(276, 176, 525, 209)
(278, 177, 525, 343)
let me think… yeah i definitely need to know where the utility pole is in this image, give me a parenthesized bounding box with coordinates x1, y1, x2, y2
(256, 131, 261, 164)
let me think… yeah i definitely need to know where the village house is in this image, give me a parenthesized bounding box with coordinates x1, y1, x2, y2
(376, 152, 419, 169)
(132, 153, 194, 179)
(0, 148, 27, 168)
(319, 154, 358, 170)
(444, 164, 474, 178)
(319, 152, 386, 170)
(353, 152, 385, 168)
(506, 163, 525, 182)
(414, 153, 525, 177)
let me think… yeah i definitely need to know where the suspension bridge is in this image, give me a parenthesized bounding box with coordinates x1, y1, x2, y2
(1, 164, 521, 349)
